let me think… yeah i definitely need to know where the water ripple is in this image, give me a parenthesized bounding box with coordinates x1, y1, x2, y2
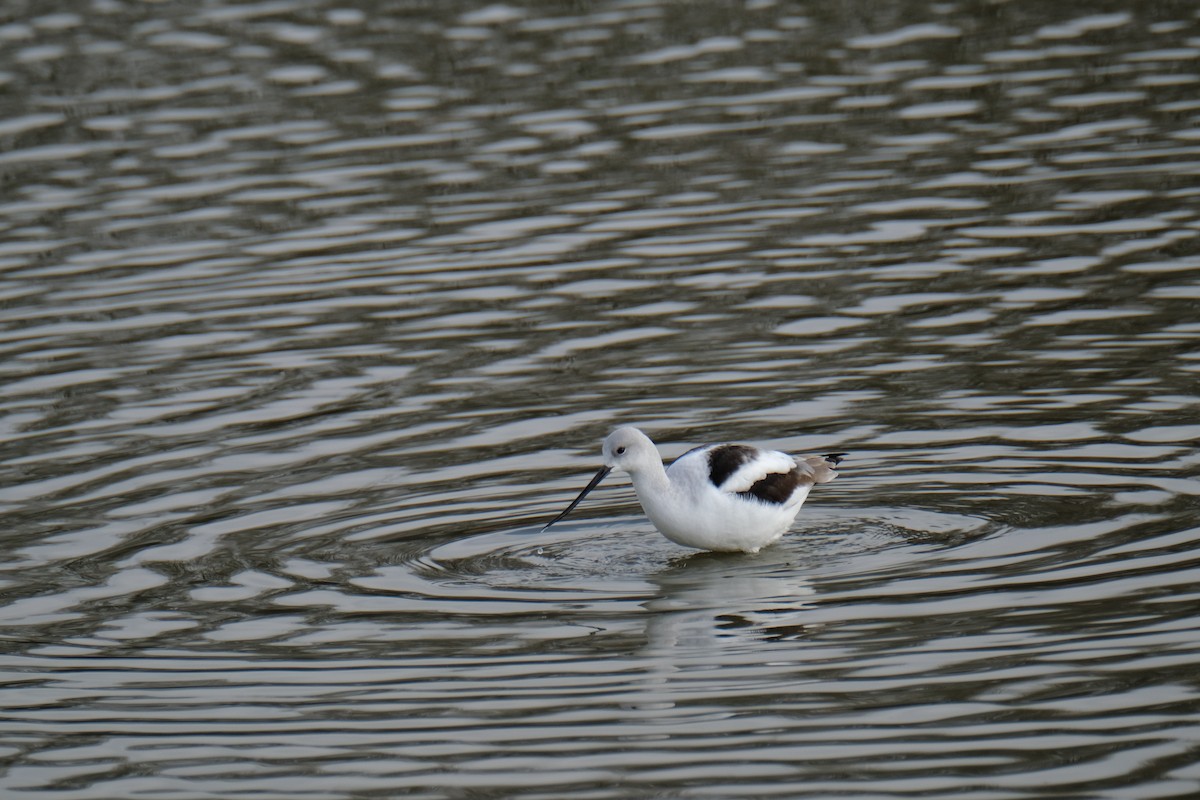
(2, 0, 1200, 797)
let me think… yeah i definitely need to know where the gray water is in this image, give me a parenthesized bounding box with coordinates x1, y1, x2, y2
(2, 1, 1200, 798)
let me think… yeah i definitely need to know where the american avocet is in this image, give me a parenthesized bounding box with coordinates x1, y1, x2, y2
(544, 426, 845, 553)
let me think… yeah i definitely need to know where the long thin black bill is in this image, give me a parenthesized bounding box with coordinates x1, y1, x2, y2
(542, 466, 612, 531)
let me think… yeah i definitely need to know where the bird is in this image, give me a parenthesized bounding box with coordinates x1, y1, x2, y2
(543, 426, 845, 553)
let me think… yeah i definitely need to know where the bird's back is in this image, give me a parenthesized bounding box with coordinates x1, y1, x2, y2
(669, 444, 839, 502)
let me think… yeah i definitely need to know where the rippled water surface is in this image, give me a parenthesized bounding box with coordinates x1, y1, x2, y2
(3, 1, 1200, 797)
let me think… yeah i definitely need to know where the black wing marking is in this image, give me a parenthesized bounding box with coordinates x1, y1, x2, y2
(705, 444, 759, 488)
(737, 470, 804, 505)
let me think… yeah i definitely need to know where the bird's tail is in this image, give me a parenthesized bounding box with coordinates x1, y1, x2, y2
(803, 452, 846, 484)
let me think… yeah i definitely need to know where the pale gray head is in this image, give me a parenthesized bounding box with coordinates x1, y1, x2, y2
(542, 426, 660, 531)
(601, 426, 659, 473)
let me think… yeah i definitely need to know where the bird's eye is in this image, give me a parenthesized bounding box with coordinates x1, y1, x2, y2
(615, 446, 626, 455)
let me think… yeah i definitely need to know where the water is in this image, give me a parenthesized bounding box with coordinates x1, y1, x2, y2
(2, 0, 1200, 797)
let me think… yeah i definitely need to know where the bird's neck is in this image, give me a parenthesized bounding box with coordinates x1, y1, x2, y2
(629, 458, 670, 496)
